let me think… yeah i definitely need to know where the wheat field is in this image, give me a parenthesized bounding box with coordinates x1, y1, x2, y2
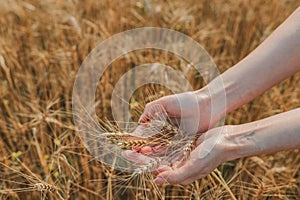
(0, 0, 299, 199)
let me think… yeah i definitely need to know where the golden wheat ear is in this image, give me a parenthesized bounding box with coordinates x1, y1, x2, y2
(117, 140, 149, 149)
(103, 120, 180, 149)
(34, 183, 56, 193)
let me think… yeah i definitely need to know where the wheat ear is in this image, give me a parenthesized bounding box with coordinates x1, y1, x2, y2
(117, 140, 148, 148)
(103, 132, 133, 139)
(34, 183, 56, 192)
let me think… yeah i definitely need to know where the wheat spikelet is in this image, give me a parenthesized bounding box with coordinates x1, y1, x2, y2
(33, 183, 56, 192)
(182, 140, 195, 160)
(103, 132, 133, 139)
(181, 132, 203, 161)
(115, 135, 172, 149)
(117, 140, 148, 148)
(104, 132, 134, 145)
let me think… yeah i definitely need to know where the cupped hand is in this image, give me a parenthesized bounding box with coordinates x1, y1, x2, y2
(123, 125, 236, 185)
(154, 126, 235, 185)
(138, 91, 214, 134)
(132, 90, 224, 154)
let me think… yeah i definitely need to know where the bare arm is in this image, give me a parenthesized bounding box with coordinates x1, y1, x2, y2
(137, 7, 300, 153)
(153, 8, 300, 184)
(126, 8, 300, 184)
(198, 7, 300, 121)
(228, 108, 300, 159)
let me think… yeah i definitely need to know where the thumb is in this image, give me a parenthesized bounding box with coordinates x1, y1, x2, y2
(138, 101, 167, 123)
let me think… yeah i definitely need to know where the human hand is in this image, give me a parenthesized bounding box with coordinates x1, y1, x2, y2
(139, 91, 207, 133)
(132, 89, 226, 154)
(137, 89, 224, 135)
(123, 125, 236, 185)
(149, 108, 300, 184)
(153, 126, 235, 185)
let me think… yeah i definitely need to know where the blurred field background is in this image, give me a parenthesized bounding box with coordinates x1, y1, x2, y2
(0, 0, 300, 199)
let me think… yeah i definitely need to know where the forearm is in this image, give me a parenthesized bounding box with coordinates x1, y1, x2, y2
(197, 7, 300, 118)
(227, 108, 300, 160)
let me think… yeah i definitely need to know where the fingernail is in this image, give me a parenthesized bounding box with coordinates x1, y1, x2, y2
(132, 146, 141, 151)
(141, 146, 153, 155)
(154, 177, 166, 184)
(153, 145, 163, 152)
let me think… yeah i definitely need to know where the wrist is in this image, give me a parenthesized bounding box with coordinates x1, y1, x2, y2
(200, 125, 242, 163)
(224, 123, 266, 161)
(194, 81, 227, 128)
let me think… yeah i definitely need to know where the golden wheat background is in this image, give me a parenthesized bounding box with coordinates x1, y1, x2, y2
(0, 0, 299, 199)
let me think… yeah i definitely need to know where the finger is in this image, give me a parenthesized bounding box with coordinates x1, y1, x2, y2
(152, 164, 172, 176)
(132, 146, 141, 151)
(132, 146, 165, 155)
(195, 132, 206, 146)
(170, 160, 184, 168)
(140, 145, 165, 154)
(154, 160, 196, 184)
(131, 123, 153, 137)
(180, 173, 206, 185)
(138, 145, 165, 154)
(138, 100, 167, 123)
(138, 102, 159, 123)
(140, 146, 153, 154)
(152, 145, 165, 153)
(121, 150, 152, 165)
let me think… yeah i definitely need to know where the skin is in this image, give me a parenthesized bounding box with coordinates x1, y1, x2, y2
(123, 7, 300, 184)
(154, 108, 300, 184)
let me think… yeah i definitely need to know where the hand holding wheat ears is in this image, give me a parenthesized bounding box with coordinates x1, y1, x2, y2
(122, 7, 300, 185)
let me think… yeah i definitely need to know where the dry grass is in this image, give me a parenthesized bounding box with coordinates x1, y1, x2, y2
(0, 0, 300, 199)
